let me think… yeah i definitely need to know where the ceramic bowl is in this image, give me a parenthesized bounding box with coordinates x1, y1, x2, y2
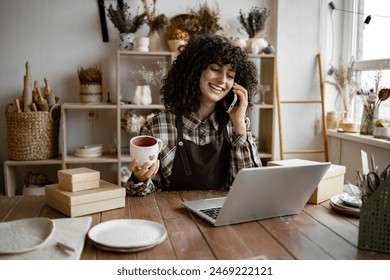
(373, 127, 390, 139)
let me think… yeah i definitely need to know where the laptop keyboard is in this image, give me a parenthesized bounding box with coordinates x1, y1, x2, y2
(200, 207, 221, 220)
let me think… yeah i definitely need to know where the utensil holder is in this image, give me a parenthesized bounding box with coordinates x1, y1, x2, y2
(5, 104, 61, 160)
(358, 175, 390, 254)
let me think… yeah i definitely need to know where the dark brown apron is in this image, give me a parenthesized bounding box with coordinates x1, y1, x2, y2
(167, 115, 231, 191)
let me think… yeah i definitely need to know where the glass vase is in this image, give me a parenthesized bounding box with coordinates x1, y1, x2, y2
(360, 106, 379, 135)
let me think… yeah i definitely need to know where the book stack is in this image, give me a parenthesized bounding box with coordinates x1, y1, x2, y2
(45, 167, 126, 217)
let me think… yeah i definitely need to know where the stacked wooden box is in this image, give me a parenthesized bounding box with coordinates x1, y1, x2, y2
(267, 159, 346, 204)
(45, 167, 125, 217)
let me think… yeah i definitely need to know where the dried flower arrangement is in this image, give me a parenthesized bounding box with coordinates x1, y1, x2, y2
(357, 87, 390, 111)
(164, 3, 221, 45)
(355, 70, 390, 134)
(140, 0, 169, 32)
(378, 88, 390, 103)
(326, 57, 358, 120)
(107, 3, 146, 34)
(189, 3, 221, 35)
(78, 64, 102, 84)
(238, 7, 270, 38)
(131, 60, 167, 86)
(356, 70, 390, 111)
(171, 29, 190, 41)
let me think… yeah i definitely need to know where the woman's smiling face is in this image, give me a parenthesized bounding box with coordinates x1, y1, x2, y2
(199, 62, 236, 105)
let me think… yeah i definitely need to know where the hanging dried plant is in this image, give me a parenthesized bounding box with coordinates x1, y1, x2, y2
(238, 7, 270, 38)
(107, 3, 146, 34)
(78, 64, 102, 84)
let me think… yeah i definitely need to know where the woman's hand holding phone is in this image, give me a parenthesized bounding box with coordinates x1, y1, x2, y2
(224, 89, 239, 113)
(226, 83, 248, 135)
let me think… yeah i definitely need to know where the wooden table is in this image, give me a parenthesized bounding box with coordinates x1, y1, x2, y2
(1, 191, 389, 260)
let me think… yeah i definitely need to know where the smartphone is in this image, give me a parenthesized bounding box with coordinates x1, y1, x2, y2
(224, 89, 239, 113)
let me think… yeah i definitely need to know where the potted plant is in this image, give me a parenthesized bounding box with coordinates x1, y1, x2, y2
(238, 7, 271, 54)
(356, 70, 390, 135)
(106, 3, 146, 50)
(164, 2, 222, 48)
(140, 0, 169, 51)
(78, 64, 103, 103)
(326, 57, 359, 132)
(130, 61, 167, 105)
(167, 29, 190, 52)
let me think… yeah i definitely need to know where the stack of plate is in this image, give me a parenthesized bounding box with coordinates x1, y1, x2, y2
(330, 193, 362, 217)
(87, 219, 167, 252)
(75, 144, 103, 158)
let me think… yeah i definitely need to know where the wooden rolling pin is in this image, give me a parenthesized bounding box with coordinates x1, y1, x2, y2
(43, 77, 56, 107)
(22, 61, 33, 112)
(14, 98, 22, 113)
(33, 80, 49, 111)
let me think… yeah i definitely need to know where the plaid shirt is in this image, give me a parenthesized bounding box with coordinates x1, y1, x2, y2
(125, 110, 262, 196)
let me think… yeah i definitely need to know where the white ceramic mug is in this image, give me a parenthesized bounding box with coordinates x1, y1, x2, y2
(130, 136, 163, 166)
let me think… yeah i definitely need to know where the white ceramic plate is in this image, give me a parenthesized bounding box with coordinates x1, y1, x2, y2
(339, 193, 362, 208)
(82, 144, 103, 152)
(0, 217, 55, 254)
(88, 219, 167, 249)
(330, 195, 360, 213)
(74, 150, 103, 158)
(74, 144, 103, 158)
(90, 240, 159, 253)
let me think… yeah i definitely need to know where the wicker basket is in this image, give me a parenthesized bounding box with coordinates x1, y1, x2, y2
(5, 104, 60, 161)
(358, 175, 390, 254)
(80, 83, 102, 103)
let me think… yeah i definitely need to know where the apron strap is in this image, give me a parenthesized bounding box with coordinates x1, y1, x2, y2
(221, 122, 229, 142)
(175, 116, 193, 176)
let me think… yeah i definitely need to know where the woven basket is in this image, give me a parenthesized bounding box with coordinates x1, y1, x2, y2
(80, 83, 102, 103)
(358, 175, 390, 254)
(5, 104, 60, 161)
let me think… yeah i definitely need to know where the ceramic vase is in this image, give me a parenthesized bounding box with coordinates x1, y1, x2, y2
(167, 39, 186, 52)
(230, 37, 247, 50)
(135, 37, 149, 52)
(326, 111, 340, 129)
(119, 33, 135, 50)
(133, 85, 152, 105)
(147, 30, 161, 51)
(246, 37, 268, 54)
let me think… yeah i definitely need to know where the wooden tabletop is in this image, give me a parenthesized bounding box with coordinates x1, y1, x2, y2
(1, 191, 389, 260)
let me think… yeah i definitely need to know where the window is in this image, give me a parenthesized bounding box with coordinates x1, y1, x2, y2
(352, 0, 390, 121)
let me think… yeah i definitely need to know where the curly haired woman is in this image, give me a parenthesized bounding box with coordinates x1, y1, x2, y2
(125, 34, 262, 196)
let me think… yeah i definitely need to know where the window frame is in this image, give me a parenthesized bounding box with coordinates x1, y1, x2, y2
(343, 0, 390, 121)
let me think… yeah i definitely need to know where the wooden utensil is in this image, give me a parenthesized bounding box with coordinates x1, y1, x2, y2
(22, 61, 33, 112)
(43, 77, 56, 107)
(33, 80, 49, 111)
(14, 98, 22, 113)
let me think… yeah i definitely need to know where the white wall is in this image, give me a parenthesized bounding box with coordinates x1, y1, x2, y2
(1, 0, 344, 194)
(0, 0, 276, 194)
(276, 0, 329, 161)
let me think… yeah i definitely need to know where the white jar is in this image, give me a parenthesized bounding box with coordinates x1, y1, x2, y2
(135, 37, 149, 52)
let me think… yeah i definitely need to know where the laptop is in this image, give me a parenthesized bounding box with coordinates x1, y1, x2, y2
(182, 163, 330, 226)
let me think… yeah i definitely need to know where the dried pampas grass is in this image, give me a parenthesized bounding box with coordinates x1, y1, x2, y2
(238, 7, 270, 38)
